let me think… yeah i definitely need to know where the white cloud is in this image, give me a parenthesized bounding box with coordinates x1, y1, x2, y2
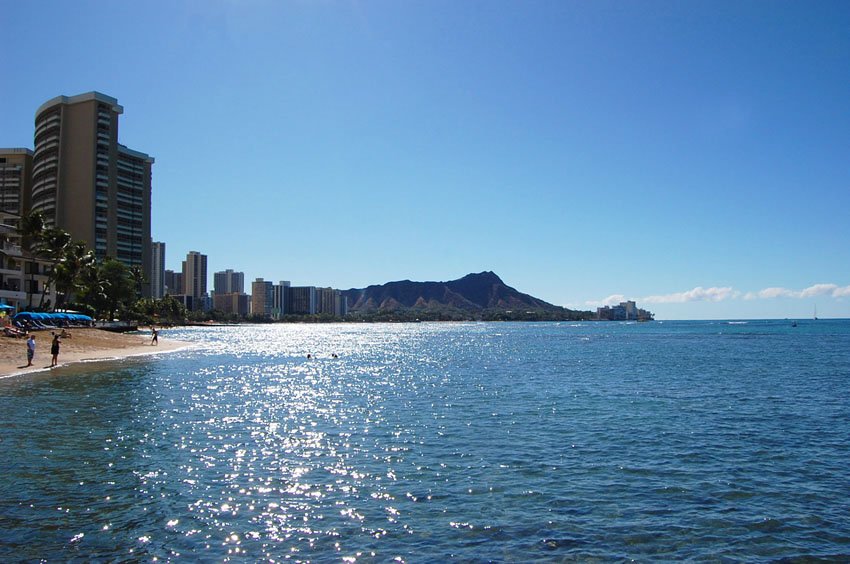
(585, 294, 627, 307)
(753, 283, 850, 299)
(643, 286, 736, 304)
(832, 285, 850, 298)
(800, 283, 839, 298)
(758, 287, 795, 299)
(588, 282, 850, 308)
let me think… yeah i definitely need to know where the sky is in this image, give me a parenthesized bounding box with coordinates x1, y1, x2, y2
(1, 0, 849, 319)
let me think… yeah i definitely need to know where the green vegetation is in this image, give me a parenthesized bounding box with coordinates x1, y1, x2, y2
(131, 295, 188, 326)
(15, 211, 186, 324)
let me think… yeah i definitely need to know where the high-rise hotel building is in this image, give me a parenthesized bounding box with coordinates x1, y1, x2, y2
(0, 148, 52, 310)
(182, 251, 208, 302)
(151, 241, 165, 299)
(31, 92, 153, 293)
(0, 148, 33, 216)
(251, 278, 274, 318)
(214, 269, 245, 295)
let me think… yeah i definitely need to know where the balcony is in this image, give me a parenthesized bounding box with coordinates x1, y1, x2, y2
(1, 242, 22, 257)
(0, 288, 27, 302)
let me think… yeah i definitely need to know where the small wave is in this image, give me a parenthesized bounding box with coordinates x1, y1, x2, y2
(727, 321, 748, 325)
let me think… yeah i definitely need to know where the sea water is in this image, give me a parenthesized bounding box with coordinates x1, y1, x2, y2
(1, 320, 849, 561)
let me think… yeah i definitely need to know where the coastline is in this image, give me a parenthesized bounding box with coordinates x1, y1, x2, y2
(0, 327, 192, 379)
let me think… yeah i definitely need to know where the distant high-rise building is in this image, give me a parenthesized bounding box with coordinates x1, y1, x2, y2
(334, 290, 347, 317)
(316, 287, 336, 315)
(289, 286, 317, 315)
(163, 269, 183, 296)
(31, 92, 153, 292)
(596, 300, 653, 321)
(213, 292, 249, 316)
(251, 278, 273, 318)
(0, 148, 33, 215)
(0, 149, 53, 310)
(182, 251, 207, 306)
(214, 269, 244, 295)
(315, 287, 347, 316)
(272, 281, 290, 319)
(151, 241, 165, 299)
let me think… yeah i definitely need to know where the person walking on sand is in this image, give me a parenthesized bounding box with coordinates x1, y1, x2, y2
(50, 332, 61, 367)
(26, 334, 35, 367)
(151, 327, 159, 346)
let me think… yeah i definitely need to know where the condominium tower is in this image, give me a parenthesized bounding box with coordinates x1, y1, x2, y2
(0, 148, 33, 215)
(182, 251, 207, 301)
(164, 269, 183, 296)
(0, 148, 51, 310)
(214, 269, 244, 295)
(31, 92, 153, 292)
(151, 241, 165, 299)
(251, 278, 273, 318)
(273, 280, 290, 318)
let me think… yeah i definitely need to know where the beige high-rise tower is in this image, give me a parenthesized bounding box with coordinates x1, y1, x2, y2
(0, 148, 33, 216)
(182, 250, 208, 303)
(0, 148, 51, 310)
(31, 92, 153, 294)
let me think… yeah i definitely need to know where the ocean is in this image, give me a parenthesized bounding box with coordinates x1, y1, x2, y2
(1, 320, 849, 561)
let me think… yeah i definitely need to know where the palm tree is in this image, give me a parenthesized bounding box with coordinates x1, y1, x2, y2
(77, 259, 108, 318)
(129, 265, 146, 300)
(35, 228, 72, 308)
(53, 241, 96, 310)
(17, 211, 46, 308)
(97, 258, 135, 320)
(18, 211, 45, 250)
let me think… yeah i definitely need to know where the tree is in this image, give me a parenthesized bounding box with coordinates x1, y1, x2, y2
(160, 295, 187, 322)
(77, 258, 108, 315)
(35, 228, 72, 308)
(15, 212, 76, 309)
(129, 295, 187, 325)
(18, 211, 45, 250)
(53, 241, 96, 310)
(17, 211, 46, 309)
(78, 258, 135, 320)
(129, 265, 146, 300)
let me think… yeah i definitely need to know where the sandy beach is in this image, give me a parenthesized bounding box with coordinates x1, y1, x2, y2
(0, 327, 190, 378)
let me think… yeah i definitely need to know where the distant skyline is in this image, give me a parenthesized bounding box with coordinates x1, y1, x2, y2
(2, 1, 849, 319)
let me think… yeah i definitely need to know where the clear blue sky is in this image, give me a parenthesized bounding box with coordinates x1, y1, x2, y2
(2, 1, 848, 319)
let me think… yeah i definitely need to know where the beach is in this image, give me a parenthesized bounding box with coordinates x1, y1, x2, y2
(0, 327, 189, 378)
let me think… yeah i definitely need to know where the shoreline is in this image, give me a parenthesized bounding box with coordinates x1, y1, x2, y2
(0, 328, 192, 379)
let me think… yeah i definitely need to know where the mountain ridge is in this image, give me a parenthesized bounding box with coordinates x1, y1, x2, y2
(342, 271, 589, 320)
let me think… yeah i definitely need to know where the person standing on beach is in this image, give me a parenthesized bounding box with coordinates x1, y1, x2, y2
(26, 334, 35, 367)
(151, 327, 158, 346)
(50, 332, 61, 367)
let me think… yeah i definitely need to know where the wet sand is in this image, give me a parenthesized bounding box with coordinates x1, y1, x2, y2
(0, 327, 191, 378)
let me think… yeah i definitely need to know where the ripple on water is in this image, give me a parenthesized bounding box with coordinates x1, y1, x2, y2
(0, 321, 849, 560)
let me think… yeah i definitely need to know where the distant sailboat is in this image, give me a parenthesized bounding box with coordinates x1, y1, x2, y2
(814, 305, 818, 321)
